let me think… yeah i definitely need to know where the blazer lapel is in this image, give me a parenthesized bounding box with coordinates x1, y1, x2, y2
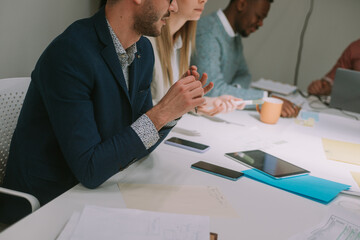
(94, 8, 130, 102)
(129, 52, 141, 105)
(101, 46, 130, 101)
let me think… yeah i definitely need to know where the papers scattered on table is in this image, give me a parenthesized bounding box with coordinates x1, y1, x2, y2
(322, 138, 360, 166)
(242, 169, 350, 204)
(289, 199, 360, 239)
(251, 78, 297, 95)
(118, 183, 238, 217)
(57, 205, 210, 240)
(230, 129, 287, 151)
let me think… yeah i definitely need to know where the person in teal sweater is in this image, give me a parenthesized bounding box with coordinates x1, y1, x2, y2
(192, 0, 300, 117)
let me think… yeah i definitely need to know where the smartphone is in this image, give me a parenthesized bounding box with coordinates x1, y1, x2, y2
(225, 150, 309, 179)
(164, 137, 210, 153)
(191, 161, 244, 181)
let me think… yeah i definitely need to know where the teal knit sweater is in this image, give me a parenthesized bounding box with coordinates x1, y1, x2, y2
(191, 11, 264, 100)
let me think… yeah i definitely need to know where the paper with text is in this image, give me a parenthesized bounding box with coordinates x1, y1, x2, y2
(118, 183, 238, 218)
(58, 205, 210, 240)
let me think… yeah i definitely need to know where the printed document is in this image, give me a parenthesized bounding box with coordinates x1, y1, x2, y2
(57, 205, 210, 240)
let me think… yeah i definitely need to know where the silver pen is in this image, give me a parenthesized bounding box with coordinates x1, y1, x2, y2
(341, 190, 360, 197)
(190, 68, 199, 114)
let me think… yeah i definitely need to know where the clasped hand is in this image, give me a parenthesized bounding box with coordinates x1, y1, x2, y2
(148, 65, 213, 130)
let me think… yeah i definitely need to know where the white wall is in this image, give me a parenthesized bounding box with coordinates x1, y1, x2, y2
(203, 0, 360, 91)
(1, 0, 359, 92)
(0, 0, 99, 79)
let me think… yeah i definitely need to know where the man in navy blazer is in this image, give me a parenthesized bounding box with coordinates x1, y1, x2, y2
(1, 0, 213, 223)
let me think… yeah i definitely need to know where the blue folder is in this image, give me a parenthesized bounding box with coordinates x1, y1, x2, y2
(242, 169, 350, 204)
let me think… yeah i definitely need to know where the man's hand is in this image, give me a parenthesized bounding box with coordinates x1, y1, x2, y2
(147, 67, 213, 130)
(272, 96, 301, 118)
(308, 79, 332, 96)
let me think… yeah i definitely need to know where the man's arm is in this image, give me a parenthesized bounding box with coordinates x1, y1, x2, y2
(324, 41, 356, 82)
(37, 39, 174, 189)
(130, 87, 172, 157)
(308, 40, 357, 96)
(307, 79, 332, 96)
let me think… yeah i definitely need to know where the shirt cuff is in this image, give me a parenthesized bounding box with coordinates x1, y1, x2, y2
(322, 76, 334, 85)
(164, 119, 178, 128)
(131, 114, 159, 150)
(263, 91, 268, 98)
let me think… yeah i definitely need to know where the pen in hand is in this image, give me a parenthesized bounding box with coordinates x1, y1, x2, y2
(233, 99, 264, 105)
(190, 68, 200, 114)
(188, 66, 213, 114)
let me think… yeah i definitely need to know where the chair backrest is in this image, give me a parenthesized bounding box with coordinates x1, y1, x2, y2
(0, 77, 31, 185)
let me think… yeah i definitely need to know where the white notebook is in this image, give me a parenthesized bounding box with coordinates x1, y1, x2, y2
(251, 78, 297, 95)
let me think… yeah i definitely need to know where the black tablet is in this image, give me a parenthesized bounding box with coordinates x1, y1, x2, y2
(225, 150, 309, 179)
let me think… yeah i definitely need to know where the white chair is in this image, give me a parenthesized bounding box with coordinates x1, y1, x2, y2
(0, 77, 40, 230)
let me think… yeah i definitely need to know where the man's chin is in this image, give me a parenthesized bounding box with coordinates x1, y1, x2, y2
(153, 27, 163, 37)
(142, 25, 162, 37)
(240, 32, 250, 38)
(150, 22, 165, 37)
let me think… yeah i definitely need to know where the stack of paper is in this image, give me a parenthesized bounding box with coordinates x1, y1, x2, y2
(57, 205, 210, 240)
(251, 78, 297, 95)
(242, 169, 350, 204)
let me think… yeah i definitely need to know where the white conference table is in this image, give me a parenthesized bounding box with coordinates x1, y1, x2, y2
(1, 96, 360, 240)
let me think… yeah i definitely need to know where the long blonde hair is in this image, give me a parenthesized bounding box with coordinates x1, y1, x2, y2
(155, 21, 197, 87)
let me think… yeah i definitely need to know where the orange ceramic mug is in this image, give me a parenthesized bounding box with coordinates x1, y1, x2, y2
(256, 97, 283, 124)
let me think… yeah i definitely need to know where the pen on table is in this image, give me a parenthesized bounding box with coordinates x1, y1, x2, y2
(233, 99, 264, 105)
(341, 190, 360, 197)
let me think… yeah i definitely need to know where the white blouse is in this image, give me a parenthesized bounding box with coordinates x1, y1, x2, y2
(149, 36, 189, 105)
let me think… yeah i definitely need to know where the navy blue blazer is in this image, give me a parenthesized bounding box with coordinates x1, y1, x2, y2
(3, 8, 171, 215)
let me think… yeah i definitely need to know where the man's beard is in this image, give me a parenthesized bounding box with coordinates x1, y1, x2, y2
(239, 30, 249, 38)
(133, 1, 170, 37)
(239, 25, 259, 38)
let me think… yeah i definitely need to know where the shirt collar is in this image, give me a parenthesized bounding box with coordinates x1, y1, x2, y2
(217, 9, 237, 37)
(173, 36, 183, 51)
(106, 20, 137, 67)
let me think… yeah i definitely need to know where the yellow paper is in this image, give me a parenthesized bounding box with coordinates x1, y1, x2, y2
(351, 172, 360, 188)
(118, 183, 238, 218)
(322, 138, 360, 166)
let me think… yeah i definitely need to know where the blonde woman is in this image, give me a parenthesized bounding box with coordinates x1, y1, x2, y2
(150, 0, 245, 116)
